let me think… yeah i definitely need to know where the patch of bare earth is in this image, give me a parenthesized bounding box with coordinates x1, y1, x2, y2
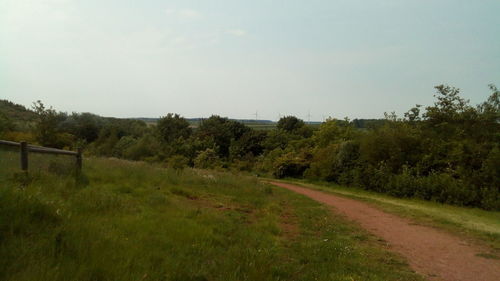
(270, 181, 500, 281)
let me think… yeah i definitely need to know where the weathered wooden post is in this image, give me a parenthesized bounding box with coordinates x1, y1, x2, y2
(20, 141, 28, 171)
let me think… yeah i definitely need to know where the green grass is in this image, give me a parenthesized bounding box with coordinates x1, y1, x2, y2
(0, 156, 425, 281)
(277, 179, 500, 251)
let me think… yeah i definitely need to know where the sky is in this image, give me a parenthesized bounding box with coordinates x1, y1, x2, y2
(1, 0, 499, 121)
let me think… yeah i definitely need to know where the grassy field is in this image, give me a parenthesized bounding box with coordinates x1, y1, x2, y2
(278, 179, 500, 251)
(0, 155, 425, 281)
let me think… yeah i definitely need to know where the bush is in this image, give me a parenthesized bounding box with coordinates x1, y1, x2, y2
(123, 135, 160, 161)
(479, 188, 500, 211)
(194, 149, 221, 169)
(1, 131, 36, 143)
(273, 152, 310, 179)
(304, 144, 338, 181)
(112, 136, 137, 158)
(168, 155, 189, 170)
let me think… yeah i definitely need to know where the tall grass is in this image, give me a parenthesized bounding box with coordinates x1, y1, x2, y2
(0, 157, 423, 281)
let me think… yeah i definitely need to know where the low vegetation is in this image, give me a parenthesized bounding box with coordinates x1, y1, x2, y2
(1, 84, 498, 210)
(0, 156, 424, 281)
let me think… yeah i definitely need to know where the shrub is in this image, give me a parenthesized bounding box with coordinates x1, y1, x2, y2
(123, 135, 160, 161)
(194, 148, 221, 169)
(112, 136, 137, 158)
(479, 188, 500, 211)
(273, 152, 310, 179)
(304, 144, 338, 181)
(168, 155, 189, 170)
(156, 113, 192, 143)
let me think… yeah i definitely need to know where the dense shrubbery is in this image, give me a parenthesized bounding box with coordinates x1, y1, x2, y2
(1, 85, 499, 209)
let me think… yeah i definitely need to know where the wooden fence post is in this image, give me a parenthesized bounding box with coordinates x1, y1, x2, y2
(20, 141, 28, 171)
(76, 147, 82, 173)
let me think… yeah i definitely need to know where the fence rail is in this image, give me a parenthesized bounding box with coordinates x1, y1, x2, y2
(0, 140, 82, 172)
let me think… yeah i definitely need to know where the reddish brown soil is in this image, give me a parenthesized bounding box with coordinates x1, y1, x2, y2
(270, 181, 500, 281)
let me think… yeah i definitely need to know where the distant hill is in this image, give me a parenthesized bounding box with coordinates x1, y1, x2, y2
(132, 117, 274, 124)
(132, 117, 277, 129)
(0, 100, 37, 122)
(131, 117, 386, 130)
(0, 100, 38, 131)
(0, 99, 384, 132)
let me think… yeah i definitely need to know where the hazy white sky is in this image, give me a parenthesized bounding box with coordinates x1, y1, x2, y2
(1, 0, 499, 120)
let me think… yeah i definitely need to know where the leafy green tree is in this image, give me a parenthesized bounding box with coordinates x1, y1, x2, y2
(404, 105, 422, 122)
(61, 112, 102, 143)
(313, 118, 355, 147)
(423, 85, 477, 138)
(277, 116, 305, 132)
(156, 113, 192, 143)
(359, 119, 423, 174)
(197, 115, 250, 158)
(304, 144, 339, 180)
(31, 100, 69, 148)
(262, 129, 299, 151)
(229, 130, 266, 159)
(476, 84, 500, 143)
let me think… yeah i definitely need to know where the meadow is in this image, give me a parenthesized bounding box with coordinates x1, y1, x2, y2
(0, 153, 424, 281)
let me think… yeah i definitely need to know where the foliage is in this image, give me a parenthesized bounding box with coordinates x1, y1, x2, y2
(156, 113, 192, 143)
(277, 115, 305, 132)
(31, 101, 71, 148)
(229, 130, 266, 159)
(196, 115, 250, 158)
(0, 99, 38, 131)
(2, 84, 499, 210)
(60, 112, 102, 143)
(273, 150, 311, 179)
(167, 154, 189, 170)
(122, 134, 160, 161)
(112, 136, 137, 158)
(194, 148, 221, 169)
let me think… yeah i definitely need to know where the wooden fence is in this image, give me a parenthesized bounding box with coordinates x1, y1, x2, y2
(0, 140, 82, 173)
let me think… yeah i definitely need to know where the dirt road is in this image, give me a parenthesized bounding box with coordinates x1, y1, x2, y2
(270, 181, 500, 281)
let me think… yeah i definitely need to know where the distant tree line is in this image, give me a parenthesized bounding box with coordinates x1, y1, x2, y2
(0, 85, 498, 210)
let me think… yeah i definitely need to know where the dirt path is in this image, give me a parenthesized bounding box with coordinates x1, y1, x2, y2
(270, 181, 500, 281)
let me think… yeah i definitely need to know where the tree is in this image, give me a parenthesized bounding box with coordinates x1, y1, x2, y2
(156, 113, 192, 143)
(61, 112, 102, 142)
(404, 105, 422, 122)
(313, 118, 354, 147)
(476, 84, 500, 143)
(277, 116, 305, 132)
(31, 100, 68, 148)
(229, 130, 266, 159)
(423, 85, 476, 137)
(197, 115, 250, 158)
